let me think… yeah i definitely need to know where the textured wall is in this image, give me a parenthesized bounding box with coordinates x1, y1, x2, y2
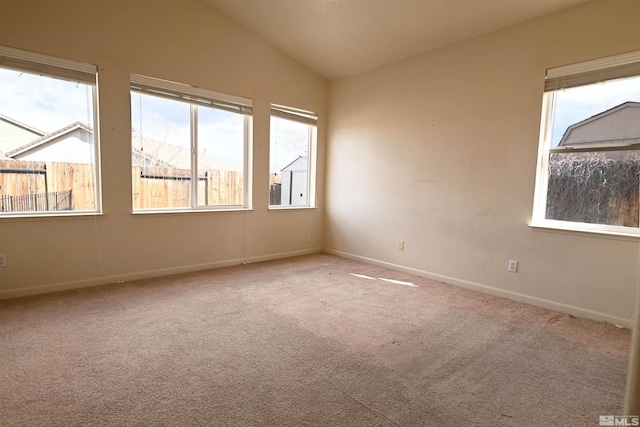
(325, 0, 640, 325)
(0, 0, 327, 296)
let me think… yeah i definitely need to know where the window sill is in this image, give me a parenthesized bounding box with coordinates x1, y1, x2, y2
(529, 221, 640, 241)
(0, 212, 104, 222)
(268, 206, 317, 211)
(132, 207, 253, 216)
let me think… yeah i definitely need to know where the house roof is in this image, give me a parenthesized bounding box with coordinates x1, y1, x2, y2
(6, 121, 93, 158)
(131, 136, 242, 171)
(559, 101, 640, 147)
(132, 147, 175, 169)
(281, 155, 307, 171)
(0, 114, 45, 137)
(0, 115, 47, 154)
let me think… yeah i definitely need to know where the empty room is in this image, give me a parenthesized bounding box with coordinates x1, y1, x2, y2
(1, 0, 640, 425)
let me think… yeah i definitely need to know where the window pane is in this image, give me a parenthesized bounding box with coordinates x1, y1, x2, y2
(270, 116, 310, 206)
(551, 76, 640, 147)
(546, 151, 640, 227)
(0, 67, 97, 213)
(540, 72, 640, 231)
(197, 106, 244, 207)
(131, 92, 191, 209)
(131, 75, 252, 212)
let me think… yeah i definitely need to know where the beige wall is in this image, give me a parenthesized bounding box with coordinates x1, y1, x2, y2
(0, 0, 327, 297)
(325, 0, 640, 326)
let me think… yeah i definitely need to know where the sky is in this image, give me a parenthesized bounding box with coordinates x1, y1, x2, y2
(4, 65, 639, 163)
(0, 67, 307, 169)
(0, 68, 94, 133)
(131, 92, 246, 167)
(269, 116, 309, 171)
(550, 74, 640, 146)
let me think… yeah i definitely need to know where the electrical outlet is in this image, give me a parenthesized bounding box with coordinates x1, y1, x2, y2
(0, 254, 7, 268)
(508, 259, 518, 273)
(306, 234, 312, 243)
(397, 240, 404, 250)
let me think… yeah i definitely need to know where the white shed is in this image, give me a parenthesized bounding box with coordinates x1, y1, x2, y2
(280, 155, 308, 206)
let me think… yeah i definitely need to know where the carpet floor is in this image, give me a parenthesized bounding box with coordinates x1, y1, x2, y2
(0, 254, 631, 426)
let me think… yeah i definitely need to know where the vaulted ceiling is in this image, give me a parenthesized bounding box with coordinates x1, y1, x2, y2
(204, 0, 592, 80)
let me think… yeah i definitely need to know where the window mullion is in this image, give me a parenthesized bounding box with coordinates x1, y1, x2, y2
(550, 142, 640, 154)
(243, 115, 250, 209)
(306, 125, 313, 204)
(191, 104, 198, 208)
(533, 93, 554, 223)
(92, 84, 102, 213)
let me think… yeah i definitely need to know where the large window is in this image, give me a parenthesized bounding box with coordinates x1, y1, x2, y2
(269, 105, 317, 208)
(532, 50, 640, 235)
(0, 46, 100, 215)
(130, 75, 252, 211)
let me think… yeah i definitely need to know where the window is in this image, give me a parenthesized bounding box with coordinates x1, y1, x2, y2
(532, 50, 640, 235)
(269, 105, 317, 208)
(0, 46, 100, 215)
(130, 75, 252, 211)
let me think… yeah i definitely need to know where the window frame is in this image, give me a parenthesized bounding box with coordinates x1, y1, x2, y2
(130, 74, 253, 213)
(531, 50, 640, 237)
(268, 104, 318, 210)
(0, 45, 101, 217)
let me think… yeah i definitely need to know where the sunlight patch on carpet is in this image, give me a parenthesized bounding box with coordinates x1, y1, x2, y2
(350, 273, 417, 287)
(350, 273, 376, 280)
(378, 278, 417, 287)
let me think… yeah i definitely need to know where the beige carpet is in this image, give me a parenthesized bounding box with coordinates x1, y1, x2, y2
(0, 254, 631, 426)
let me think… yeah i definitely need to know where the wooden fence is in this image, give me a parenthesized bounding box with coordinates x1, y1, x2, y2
(0, 160, 95, 211)
(0, 160, 243, 212)
(132, 166, 243, 209)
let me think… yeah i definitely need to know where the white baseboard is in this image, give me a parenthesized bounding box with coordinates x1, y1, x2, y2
(324, 248, 634, 328)
(241, 248, 321, 265)
(0, 248, 321, 300)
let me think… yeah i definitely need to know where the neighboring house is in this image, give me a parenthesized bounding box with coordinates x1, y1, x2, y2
(280, 155, 308, 206)
(0, 115, 45, 155)
(7, 121, 95, 163)
(559, 101, 640, 147)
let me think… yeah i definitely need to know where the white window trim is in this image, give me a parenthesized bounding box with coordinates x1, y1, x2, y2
(130, 74, 252, 212)
(0, 45, 96, 81)
(531, 49, 640, 237)
(0, 45, 101, 217)
(130, 74, 252, 114)
(269, 104, 318, 210)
